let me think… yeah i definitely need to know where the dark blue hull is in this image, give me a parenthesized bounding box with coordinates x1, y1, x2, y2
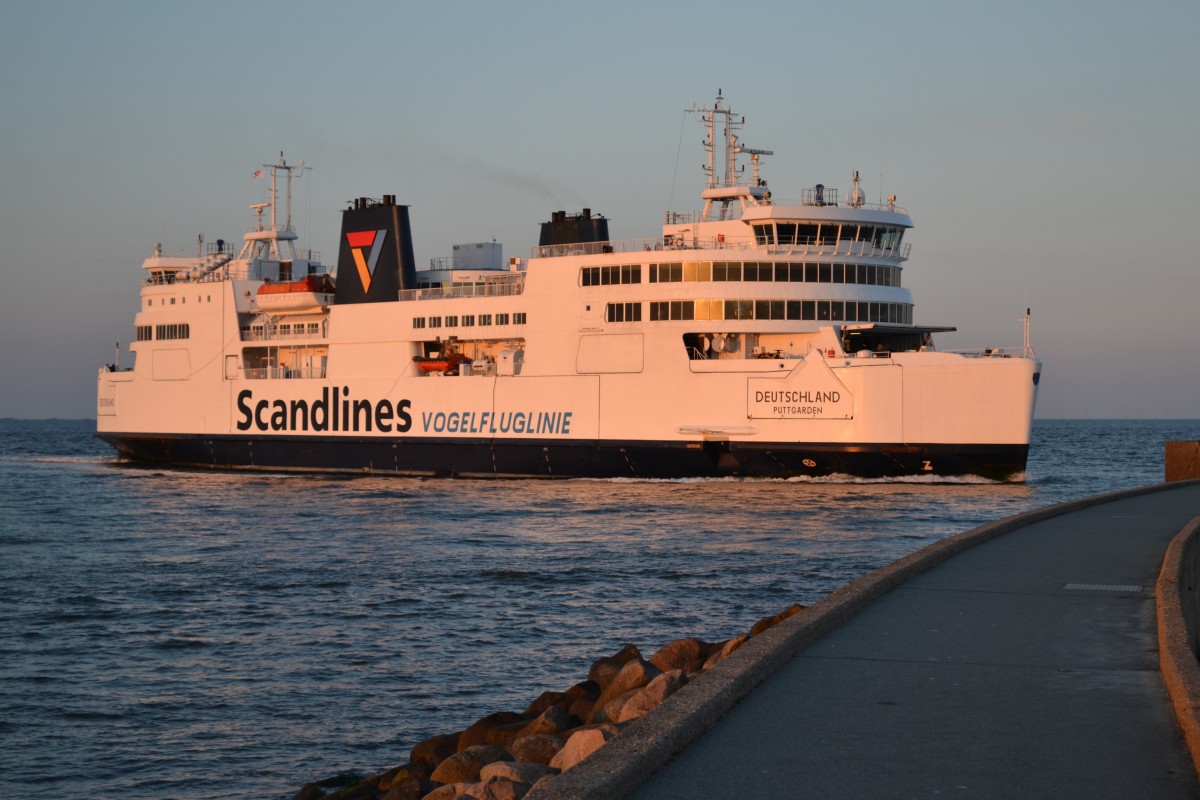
(96, 432, 1029, 481)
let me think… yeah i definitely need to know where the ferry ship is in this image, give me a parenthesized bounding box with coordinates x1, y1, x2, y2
(96, 94, 1041, 480)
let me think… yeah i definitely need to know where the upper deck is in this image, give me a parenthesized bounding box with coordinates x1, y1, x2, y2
(531, 228, 910, 262)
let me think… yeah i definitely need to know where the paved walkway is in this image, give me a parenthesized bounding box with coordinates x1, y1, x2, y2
(623, 484, 1200, 799)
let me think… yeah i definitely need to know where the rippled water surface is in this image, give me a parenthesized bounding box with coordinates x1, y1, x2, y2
(2, 418, 1197, 798)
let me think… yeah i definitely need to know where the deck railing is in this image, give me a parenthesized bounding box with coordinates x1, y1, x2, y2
(531, 237, 910, 261)
(242, 366, 326, 380)
(398, 274, 526, 302)
(240, 328, 327, 342)
(946, 347, 1034, 359)
(666, 199, 907, 225)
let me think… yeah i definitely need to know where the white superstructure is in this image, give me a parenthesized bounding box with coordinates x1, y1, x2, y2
(97, 97, 1041, 479)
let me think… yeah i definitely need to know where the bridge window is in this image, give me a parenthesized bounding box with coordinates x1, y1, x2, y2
(796, 224, 819, 245)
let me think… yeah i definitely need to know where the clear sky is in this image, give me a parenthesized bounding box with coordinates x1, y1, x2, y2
(1, 0, 1197, 419)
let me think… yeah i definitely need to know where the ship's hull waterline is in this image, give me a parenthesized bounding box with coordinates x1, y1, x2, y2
(97, 432, 1029, 481)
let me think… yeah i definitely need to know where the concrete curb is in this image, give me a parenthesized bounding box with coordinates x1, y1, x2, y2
(529, 478, 1200, 800)
(1156, 514, 1200, 783)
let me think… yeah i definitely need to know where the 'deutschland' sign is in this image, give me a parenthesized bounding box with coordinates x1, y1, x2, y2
(747, 355, 854, 419)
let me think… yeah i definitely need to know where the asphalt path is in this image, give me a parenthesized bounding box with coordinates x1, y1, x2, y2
(533, 481, 1200, 800)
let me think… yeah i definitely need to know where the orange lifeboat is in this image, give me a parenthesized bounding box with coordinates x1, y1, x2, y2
(256, 274, 336, 311)
(413, 350, 471, 375)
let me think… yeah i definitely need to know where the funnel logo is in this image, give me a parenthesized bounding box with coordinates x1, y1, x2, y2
(346, 229, 388, 292)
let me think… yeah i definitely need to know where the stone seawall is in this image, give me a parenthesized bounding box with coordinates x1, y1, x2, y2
(291, 604, 805, 800)
(1156, 514, 1200, 780)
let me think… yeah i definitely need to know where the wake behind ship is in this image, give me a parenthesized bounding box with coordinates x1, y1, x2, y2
(96, 95, 1041, 480)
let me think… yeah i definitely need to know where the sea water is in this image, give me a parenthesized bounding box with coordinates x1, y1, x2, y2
(1, 418, 1197, 799)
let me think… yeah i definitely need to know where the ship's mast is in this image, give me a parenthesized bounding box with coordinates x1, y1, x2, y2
(265, 153, 308, 236)
(690, 90, 772, 222)
(243, 153, 308, 262)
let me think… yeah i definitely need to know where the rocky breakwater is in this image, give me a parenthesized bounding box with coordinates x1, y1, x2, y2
(292, 603, 805, 800)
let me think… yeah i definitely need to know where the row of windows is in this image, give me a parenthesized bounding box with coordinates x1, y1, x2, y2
(412, 312, 527, 330)
(146, 295, 213, 307)
(276, 323, 321, 335)
(609, 299, 913, 325)
(136, 325, 153, 341)
(155, 323, 191, 340)
(648, 261, 901, 288)
(581, 265, 642, 286)
(240, 322, 324, 336)
(580, 261, 901, 288)
(751, 222, 905, 250)
(606, 302, 642, 323)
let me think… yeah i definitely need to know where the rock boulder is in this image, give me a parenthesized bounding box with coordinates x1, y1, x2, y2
(548, 727, 616, 772)
(612, 668, 687, 723)
(480, 761, 556, 785)
(521, 690, 569, 718)
(702, 634, 749, 670)
(749, 603, 805, 637)
(516, 704, 574, 739)
(429, 744, 510, 784)
(649, 637, 711, 674)
(586, 644, 642, 692)
(472, 775, 531, 800)
(564, 680, 600, 722)
(506, 734, 564, 766)
(411, 732, 460, 767)
(592, 658, 661, 717)
(380, 775, 439, 800)
(458, 712, 527, 750)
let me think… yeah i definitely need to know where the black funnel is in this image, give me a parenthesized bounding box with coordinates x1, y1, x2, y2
(334, 196, 418, 304)
(538, 209, 609, 247)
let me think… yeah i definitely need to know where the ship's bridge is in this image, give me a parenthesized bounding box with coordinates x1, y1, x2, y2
(737, 207, 912, 260)
(739, 201, 912, 229)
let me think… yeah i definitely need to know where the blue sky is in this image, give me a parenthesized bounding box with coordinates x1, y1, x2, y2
(1, 0, 1197, 418)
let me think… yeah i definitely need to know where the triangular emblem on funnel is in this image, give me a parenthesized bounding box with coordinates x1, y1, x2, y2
(346, 229, 387, 292)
